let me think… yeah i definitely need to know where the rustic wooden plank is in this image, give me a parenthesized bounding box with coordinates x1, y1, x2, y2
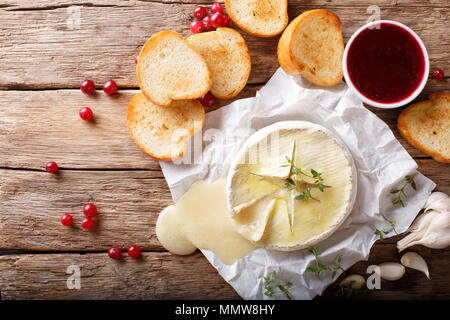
(0, 169, 170, 251)
(0, 3, 447, 88)
(0, 251, 240, 299)
(0, 242, 448, 300)
(0, 159, 447, 252)
(1, 86, 447, 171)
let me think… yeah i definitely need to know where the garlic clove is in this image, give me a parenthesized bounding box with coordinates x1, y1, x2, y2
(377, 262, 405, 281)
(423, 192, 450, 213)
(401, 252, 430, 279)
(339, 274, 365, 289)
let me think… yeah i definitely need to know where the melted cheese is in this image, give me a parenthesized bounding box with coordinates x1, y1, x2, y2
(156, 178, 257, 264)
(227, 121, 355, 250)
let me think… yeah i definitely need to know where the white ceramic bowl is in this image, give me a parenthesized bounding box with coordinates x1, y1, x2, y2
(343, 20, 429, 109)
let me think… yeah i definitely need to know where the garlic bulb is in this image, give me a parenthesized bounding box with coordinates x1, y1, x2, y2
(397, 192, 450, 251)
(378, 262, 405, 281)
(340, 274, 365, 289)
(423, 192, 450, 213)
(400, 252, 430, 279)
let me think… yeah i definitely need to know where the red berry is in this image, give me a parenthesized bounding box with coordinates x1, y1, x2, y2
(221, 14, 230, 27)
(79, 107, 93, 121)
(190, 20, 203, 34)
(210, 3, 224, 14)
(80, 80, 95, 94)
(127, 245, 141, 258)
(202, 16, 214, 31)
(81, 217, 95, 230)
(194, 6, 207, 20)
(103, 80, 117, 95)
(199, 92, 216, 108)
(61, 214, 73, 226)
(108, 247, 122, 260)
(210, 12, 224, 28)
(134, 55, 139, 64)
(45, 161, 58, 174)
(83, 203, 97, 217)
(433, 69, 445, 81)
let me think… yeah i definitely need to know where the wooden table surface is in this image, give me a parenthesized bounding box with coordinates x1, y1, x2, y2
(0, 0, 449, 300)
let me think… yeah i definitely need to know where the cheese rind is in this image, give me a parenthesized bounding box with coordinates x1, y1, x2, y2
(227, 121, 357, 251)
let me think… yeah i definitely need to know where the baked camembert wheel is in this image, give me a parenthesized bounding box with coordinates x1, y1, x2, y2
(227, 121, 357, 251)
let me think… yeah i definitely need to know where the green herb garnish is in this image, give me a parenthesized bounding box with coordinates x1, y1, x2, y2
(391, 174, 417, 207)
(263, 271, 294, 300)
(305, 246, 344, 280)
(335, 280, 368, 298)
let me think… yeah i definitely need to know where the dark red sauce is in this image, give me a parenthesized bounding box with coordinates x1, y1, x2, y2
(347, 22, 426, 104)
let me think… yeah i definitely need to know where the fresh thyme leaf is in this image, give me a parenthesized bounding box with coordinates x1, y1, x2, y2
(295, 195, 305, 200)
(374, 229, 384, 240)
(391, 174, 417, 207)
(318, 183, 324, 192)
(306, 247, 344, 280)
(263, 271, 294, 300)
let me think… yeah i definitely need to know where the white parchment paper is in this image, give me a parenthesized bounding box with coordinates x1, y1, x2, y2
(160, 68, 435, 300)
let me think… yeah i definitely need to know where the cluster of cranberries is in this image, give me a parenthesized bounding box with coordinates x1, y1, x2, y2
(108, 245, 142, 260)
(190, 3, 230, 34)
(60, 203, 97, 229)
(81, 79, 118, 95)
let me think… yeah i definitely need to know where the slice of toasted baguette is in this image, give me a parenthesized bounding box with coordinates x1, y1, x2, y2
(187, 28, 251, 100)
(398, 93, 450, 163)
(127, 93, 205, 161)
(137, 30, 212, 106)
(278, 9, 344, 86)
(225, 0, 288, 38)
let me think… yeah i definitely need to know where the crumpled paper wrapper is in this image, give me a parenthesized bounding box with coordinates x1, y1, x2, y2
(160, 68, 435, 300)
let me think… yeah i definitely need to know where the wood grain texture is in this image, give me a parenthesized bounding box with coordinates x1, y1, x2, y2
(0, 251, 240, 300)
(0, 87, 448, 171)
(0, 159, 448, 252)
(0, 241, 448, 300)
(0, 2, 448, 88)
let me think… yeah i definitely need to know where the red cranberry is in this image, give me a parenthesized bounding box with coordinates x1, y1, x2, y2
(81, 217, 95, 230)
(108, 247, 122, 260)
(80, 80, 95, 94)
(79, 107, 93, 121)
(202, 16, 214, 31)
(61, 214, 73, 226)
(210, 12, 224, 28)
(221, 14, 231, 27)
(134, 55, 139, 64)
(127, 245, 141, 258)
(83, 203, 97, 217)
(45, 161, 58, 174)
(210, 3, 224, 14)
(199, 92, 216, 108)
(103, 80, 117, 95)
(190, 20, 203, 34)
(194, 6, 207, 20)
(433, 69, 445, 81)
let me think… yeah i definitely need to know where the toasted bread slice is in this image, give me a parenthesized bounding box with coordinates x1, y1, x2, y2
(137, 30, 212, 106)
(225, 0, 288, 38)
(278, 9, 344, 86)
(187, 28, 251, 100)
(398, 93, 450, 163)
(127, 93, 205, 161)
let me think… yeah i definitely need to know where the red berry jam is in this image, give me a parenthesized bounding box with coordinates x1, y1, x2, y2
(346, 22, 426, 104)
(61, 213, 73, 226)
(108, 247, 122, 260)
(103, 80, 117, 95)
(432, 69, 445, 81)
(83, 203, 97, 217)
(127, 245, 141, 258)
(80, 80, 95, 94)
(194, 6, 207, 20)
(81, 217, 95, 230)
(45, 161, 58, 174)
(199, 92, 216, 107)
(79, 107, 93, 121)
(190, 20, 204, 34)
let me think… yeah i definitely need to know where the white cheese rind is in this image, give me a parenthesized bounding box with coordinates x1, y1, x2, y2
(226, 121, 357, 251)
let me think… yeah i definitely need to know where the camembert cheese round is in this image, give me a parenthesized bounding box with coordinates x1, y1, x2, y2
(226, 121, 357, 251)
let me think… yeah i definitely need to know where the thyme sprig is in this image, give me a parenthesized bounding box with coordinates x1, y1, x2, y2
(391, 174, 417, 207)
(305, 246, 344, 280)
(335, 280, 368, 298)
(263, 271, 294, 300)
(374, 213, 404, 240)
